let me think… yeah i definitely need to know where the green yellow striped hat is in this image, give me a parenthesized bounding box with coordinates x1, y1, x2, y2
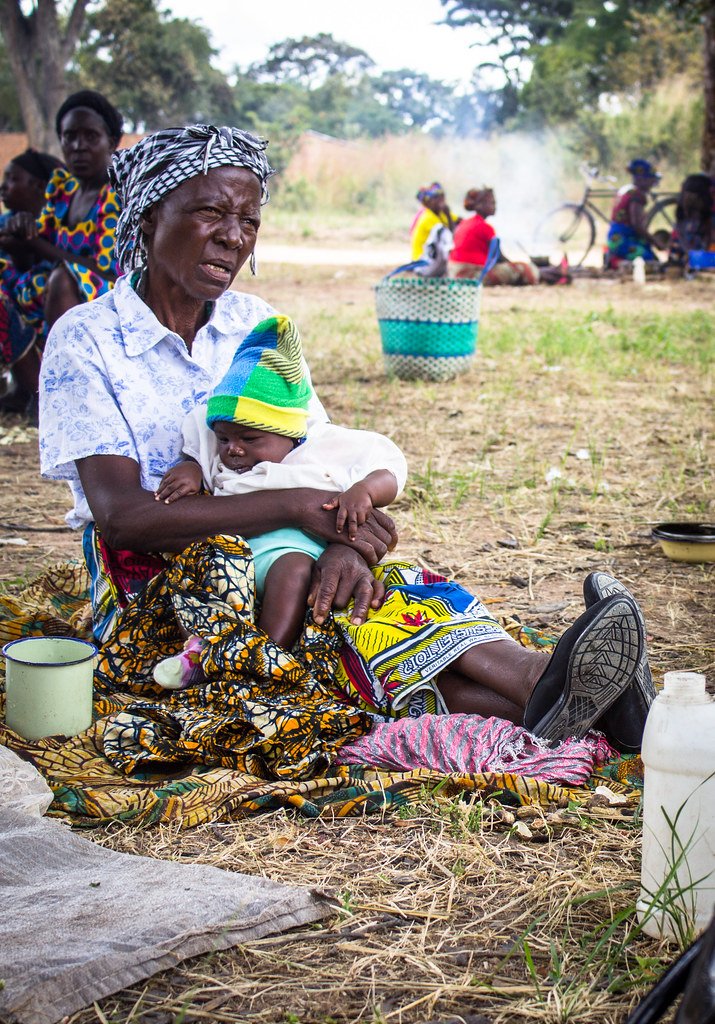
(206, 315, 311, 439)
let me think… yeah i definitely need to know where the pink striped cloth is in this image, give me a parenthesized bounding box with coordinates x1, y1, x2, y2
(336, 714, 614, 785)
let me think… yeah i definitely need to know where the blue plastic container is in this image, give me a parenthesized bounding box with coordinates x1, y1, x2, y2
(688, 250, 715, 269)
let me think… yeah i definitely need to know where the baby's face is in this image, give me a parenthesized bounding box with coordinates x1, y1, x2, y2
(212, 421, 295, 473)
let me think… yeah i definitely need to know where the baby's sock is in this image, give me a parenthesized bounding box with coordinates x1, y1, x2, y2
(153, 635, 206, 690)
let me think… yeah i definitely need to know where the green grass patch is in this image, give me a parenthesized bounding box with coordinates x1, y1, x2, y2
(484, 308, 715, 373)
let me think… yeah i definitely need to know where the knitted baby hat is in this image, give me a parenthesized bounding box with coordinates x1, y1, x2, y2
(206, 315, 311, 438)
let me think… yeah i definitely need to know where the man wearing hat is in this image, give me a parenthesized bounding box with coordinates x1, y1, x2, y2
(605, 157, 662, 268)
(152, 315, 406, 681)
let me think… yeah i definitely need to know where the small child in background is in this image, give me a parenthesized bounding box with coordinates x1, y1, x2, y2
(153, 315, 406, 687)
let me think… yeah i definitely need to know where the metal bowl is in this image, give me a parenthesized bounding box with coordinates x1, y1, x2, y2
(652, 522, 715, 563)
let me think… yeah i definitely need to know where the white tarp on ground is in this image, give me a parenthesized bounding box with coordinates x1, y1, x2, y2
(0, 749, 332, 1024)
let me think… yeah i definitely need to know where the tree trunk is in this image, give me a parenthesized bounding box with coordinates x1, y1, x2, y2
(0, 0, 89, 153)
(703, 3, 715, 173)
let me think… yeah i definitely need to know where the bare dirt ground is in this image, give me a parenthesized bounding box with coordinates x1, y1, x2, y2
(1, 263, 713, 1024)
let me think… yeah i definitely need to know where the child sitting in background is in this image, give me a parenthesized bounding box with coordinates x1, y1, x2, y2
(153, 315, 406, 686)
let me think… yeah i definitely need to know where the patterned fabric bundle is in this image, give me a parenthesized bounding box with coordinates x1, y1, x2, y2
(95, 535, 370, 779)
(333, 561, 521, 718)
(82, 524, 167, 645)
(206, 315, 311, 439)
(0, 558, 645, 827)
(111, 124, 274, 273)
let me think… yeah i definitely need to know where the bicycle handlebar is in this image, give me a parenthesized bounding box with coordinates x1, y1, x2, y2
(578, 162, 617, 185)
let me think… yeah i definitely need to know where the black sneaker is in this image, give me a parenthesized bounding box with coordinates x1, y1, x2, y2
(523, 594, 643, 746)
(584, 571, 655, 752)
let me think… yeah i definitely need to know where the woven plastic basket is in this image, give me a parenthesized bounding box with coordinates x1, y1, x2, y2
(375, 277, 482, 381)
(375, 237, 500, 382)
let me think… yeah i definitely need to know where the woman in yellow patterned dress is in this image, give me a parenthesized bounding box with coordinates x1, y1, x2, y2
(2, 90, 122, 408)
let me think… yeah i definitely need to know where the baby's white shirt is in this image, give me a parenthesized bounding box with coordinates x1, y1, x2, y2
(181, 407, 408, 498)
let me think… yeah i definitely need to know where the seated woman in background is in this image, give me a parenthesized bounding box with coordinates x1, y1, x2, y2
(448, 187, 540, 285)
(605, 158, 660, 268)
(409, 182, 456, 263)
(0, 148, 63, 413)
(0, 89, 122, 412)
(668, 172, 714, 267)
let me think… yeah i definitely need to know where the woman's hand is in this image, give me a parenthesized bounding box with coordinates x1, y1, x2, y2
(308, 546, 386, 625)
(154, 461, 203, 503)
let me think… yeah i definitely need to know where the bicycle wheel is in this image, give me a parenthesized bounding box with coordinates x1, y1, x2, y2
(533, 203, 596, 267)
(646, 196, 678, 234)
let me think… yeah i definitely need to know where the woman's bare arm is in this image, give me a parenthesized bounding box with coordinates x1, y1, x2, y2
(19, 236, 116, 281)
(76, 454, 397, 562)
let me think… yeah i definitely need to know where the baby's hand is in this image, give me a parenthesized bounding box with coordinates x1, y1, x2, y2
(155, 462, 203, 504)
(322, 482, 374, 541)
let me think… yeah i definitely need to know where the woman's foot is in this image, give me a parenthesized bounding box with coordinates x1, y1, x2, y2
(584, 571, 655, 752)
(523, 594, 643, 745)
(153, 635, 206, 690)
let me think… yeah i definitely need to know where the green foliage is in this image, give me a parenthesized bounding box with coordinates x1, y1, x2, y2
(570, 76, 703, 171)
(247, 33, 375, 89)
(0, 0, 708, 180)
(75, 0, 235, 131)
(239, 36, 462, 144)
(440, 0, 704, 144)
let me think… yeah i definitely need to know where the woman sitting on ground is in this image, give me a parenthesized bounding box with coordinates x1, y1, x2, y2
(605, 158, 661, 269)
(0, 148, 63, 413)
(39, 124, 652, 781)
(668, 172, 714, 267)
(409, 182, 456, 264)
(448, 187, 540, 286)
(1, 90, 122, 407)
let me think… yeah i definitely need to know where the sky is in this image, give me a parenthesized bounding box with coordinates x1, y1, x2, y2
(163, 0, 490, 87)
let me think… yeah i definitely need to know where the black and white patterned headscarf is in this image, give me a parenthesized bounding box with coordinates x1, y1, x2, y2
(111, 124, 274, 273)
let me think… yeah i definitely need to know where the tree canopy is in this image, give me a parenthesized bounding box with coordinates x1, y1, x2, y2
(439, 0, 715, 169)
(0, 0, 712, 171)
(75, 0, 235, 132)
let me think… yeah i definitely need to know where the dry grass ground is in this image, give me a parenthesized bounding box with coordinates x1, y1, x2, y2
(0, 265, 713, 1024)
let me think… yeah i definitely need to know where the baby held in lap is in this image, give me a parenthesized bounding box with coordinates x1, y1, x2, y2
(153, 316, 405, 686)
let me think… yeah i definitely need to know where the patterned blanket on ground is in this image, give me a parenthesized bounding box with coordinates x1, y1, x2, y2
(0, 563, 644, 827)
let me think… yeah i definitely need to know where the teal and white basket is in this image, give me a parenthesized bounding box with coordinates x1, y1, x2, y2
(375, 238, 499, 382)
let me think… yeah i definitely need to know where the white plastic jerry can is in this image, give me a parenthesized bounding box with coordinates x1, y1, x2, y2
(638, 672, 715, 940)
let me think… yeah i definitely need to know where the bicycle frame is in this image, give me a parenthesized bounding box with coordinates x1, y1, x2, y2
(574, 183, 677, 225)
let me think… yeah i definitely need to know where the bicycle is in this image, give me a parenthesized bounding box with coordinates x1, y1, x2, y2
(533, 165, 679, 266)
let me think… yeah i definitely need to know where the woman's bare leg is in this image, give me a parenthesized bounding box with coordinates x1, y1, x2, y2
(437, 670, 524, 722)
(11, 344, 42, 397)
(44, 264, 82, 329)
(436, 639, 548, 722)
